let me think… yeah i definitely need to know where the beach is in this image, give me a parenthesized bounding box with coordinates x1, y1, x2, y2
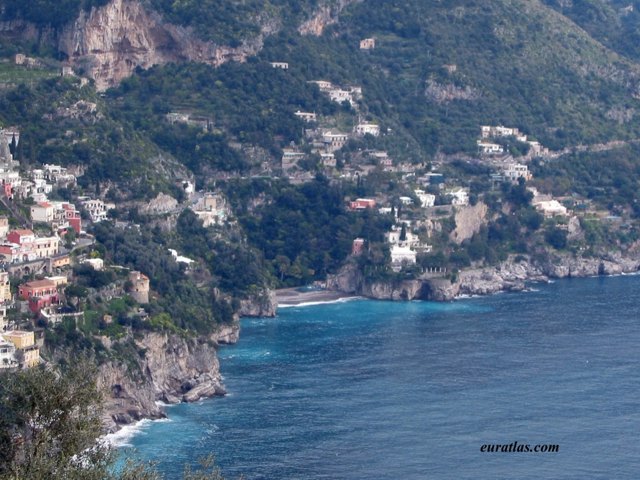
(276, 287, 355, 306)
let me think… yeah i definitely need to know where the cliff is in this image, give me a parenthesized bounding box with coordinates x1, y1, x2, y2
(0, 0, 361, 91)
(327, 251, 640, 303)
(98, 322, 238, 432)
(238, 288, 277, 317)
(298, 0, 363, 36)
(57, 0, 269, 91)
(326, 262, 460, 302)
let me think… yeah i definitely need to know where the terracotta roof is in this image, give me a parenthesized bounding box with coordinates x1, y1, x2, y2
(22, 279, 56, 289)
(11, 229, 33, 236)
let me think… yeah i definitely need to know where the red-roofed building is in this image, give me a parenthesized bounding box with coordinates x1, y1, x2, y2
(7, 229, 35, 245)
(18, 279, 59, 313)
(349, 198, 377, 210)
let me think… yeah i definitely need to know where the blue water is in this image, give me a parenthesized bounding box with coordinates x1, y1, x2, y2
(121, 275, 640, 479)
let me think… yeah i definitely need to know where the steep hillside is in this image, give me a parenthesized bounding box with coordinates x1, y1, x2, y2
(542, 0, 640, 62)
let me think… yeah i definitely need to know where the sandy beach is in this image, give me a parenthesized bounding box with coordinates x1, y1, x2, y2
(276, 287, 356, 306)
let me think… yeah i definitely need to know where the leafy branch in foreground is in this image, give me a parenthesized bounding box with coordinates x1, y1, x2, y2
(0, 363, 233, 480)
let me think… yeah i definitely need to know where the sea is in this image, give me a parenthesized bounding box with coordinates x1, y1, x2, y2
(114, 275, 640, 479)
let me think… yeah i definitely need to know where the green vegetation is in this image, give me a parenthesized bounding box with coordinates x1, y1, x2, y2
(0, 61, 58, 86)
(225, 177, 392, 286)
(0, 363, 230, 479)
(0, 0, 109, 29)
(150, 0, 319, 45)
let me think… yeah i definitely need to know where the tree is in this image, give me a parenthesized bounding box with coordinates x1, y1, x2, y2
(0, 362, 111, 480)
(8, 135, 16, 158)
(0, 363, 231, 480)
(399, 222, 407, 242)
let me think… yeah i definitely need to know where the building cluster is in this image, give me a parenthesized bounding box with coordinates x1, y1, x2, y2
(478, 125, 550, 157)
(309, 80, 363, 108)
(78, 197, 115, 223)
(189, 192, 229, 227)
(0, 229, 60, 264)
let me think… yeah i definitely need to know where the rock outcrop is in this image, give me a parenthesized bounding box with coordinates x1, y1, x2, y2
(450, 202, 488, 244)
(57, 0, 269, 90)
(298, 0, 363, 36)
(327, 251, 640, 303)
(0, 0, 363, 90)
(238, 288, 277, 317)
(99, 322, 239, 432)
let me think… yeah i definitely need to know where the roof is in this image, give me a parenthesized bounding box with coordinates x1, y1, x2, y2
(3, 330, 33, 338)
(21, 279, 57, 289)
(11, 229, 34, 236)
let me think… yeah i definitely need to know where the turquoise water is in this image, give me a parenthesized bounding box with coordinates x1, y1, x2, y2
(120, 275, 640, 479)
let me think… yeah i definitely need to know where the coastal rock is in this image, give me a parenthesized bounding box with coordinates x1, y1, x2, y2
(99, 327, 234, 431)
(212, 322, 240, 345)
(238, 289, 277, 317)
(326, 263, 362, 294)
(361, 279, 423, 300)
(420, 278, 460, 301)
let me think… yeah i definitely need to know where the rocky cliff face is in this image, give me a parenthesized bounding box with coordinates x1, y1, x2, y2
(98, 322, 238, 432)
(238, 288, 277, 317)
(298, 0, 363, 36)
(328, 251, 640, 303)
(450, 202, 488, 244)
(327, 262, 460, 301)
(57, 0, 268, 90)
(0, 0, 362, 90)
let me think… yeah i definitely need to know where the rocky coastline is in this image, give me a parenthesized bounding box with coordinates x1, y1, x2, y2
(102, 251, 640, 433)
(327, 251, 640, 302)
(100, 322, 239, 433)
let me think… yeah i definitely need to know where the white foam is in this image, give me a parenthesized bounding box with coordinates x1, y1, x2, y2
(278, 296, 362, 308)
(103, 418, 171, 448)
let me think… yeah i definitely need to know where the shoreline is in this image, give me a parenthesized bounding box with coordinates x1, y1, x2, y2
(275, 287, 358, 307)
(111, 269, 640, 448)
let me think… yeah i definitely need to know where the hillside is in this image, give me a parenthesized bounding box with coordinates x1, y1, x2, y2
(1, 0, 640, 442)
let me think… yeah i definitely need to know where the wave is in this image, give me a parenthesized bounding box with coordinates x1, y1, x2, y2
(278, 296, 363, 308)
(103, 417, 171, 448)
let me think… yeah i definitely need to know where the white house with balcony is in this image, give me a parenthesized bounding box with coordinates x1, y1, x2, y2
(503, 163, 532, 183)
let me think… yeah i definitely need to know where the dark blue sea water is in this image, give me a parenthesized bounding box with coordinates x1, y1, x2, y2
(117, 275, 640, 479)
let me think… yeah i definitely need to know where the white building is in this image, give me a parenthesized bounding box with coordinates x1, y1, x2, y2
(322, 132, 350, 152)
(448, 188, 469, 206)
(294, 111, 317, 122)
(169, 249, 195, 265)
(270, 62, 289, 70)
(360, 38, 376, 50)
(481, 125, 521, 139)
(477, 140, 504, 155)
(355, 123, 380, 137)
(534, 200, 568, 217)
(31, 202, 55, 223)
(0, 337, 16, 369)
(191, 193, 228, 227)
(504, 163, 532, 183)
(83, 258, 104, 271)
(390, 245, 417, 270)
(309, 80, 333, 91)
(80, 198, 113, 223)
(414, 189, 436, 208)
